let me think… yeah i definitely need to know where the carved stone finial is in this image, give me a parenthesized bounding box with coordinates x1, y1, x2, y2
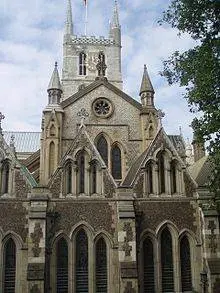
(96, 52, 107, 77)
(0, 112, 5, 135)
(77, 108, 89, 127)
(157, 109, 165, 129)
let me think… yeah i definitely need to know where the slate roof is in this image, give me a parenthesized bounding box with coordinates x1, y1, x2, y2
(3, 131, 41, 153)
(188, 156, 213, 187)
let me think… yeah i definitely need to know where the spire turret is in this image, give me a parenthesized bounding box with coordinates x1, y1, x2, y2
(109, 0, 121, 45)
(65, 0, 73, 35)
(47, 62, 62, 105)
(139, 65, 155, 107)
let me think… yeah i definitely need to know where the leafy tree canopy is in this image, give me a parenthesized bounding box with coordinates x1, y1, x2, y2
(160, 0, 220, 198)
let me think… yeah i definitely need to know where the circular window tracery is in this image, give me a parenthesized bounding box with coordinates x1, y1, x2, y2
(92, 98, 113, 118)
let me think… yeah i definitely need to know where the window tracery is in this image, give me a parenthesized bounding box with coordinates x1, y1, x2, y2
(79, 52, 87, 76)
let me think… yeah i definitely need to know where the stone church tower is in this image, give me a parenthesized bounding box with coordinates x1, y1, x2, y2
(0, 1, 219, 293)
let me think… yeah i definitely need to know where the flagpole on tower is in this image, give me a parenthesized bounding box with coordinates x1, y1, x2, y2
(84, 0, 88, 35)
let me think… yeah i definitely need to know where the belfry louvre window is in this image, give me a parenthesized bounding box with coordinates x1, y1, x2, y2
(1, 160, 10, 194)
(79, 52, 87, 76)
(180, 236, 192, 292)
(56, 238, 68, 293)
(75, 229, 88, 293)
(97, 135, 108, 166)
(3, 238, 16, 293)
(96, 237, 108, 293)
(143, 237, 155, 293)
(111, 145, 122, 180)
(161, 228, 174, 293)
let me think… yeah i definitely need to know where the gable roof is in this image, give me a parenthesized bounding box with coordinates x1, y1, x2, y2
(188, 156, 213, 187)
(61, 77, 142, 110)
(122, 128, 188, 187)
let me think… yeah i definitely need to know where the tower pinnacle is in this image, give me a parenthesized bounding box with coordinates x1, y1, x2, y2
(109, 0, 121, 45)
(65, 0, 73, 35)
(139, 65, 155, 107)
(111, 0, 120, 29)
(47, 62, 62, 105)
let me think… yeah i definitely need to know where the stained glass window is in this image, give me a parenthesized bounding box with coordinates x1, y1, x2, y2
(161, 228, 174, 292)
(90, 161, 97, 194)
(170, 161, 177, 194)
(4, 238, 16, 293)
(180, 236, 192, 292)
(111, 145, 122, 180)
(97, 135, 108, 166)
(79, 52, 86, 76)
(75, 230, 88, 293)
(1, 160, 10, 194)
(66, 161, 72, 194)
(157, 152, 165, 194)
(96, 238, 107, 293)
(146, 161, 153, 194)
(143, 237, 155, 293)
(56, 238, 68, 293)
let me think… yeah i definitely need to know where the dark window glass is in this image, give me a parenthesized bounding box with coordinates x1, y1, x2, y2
(77, 152, 85, 194)
(1, 161, 10, 194)
(56, 238, 68, 293)
(143, 237, 155, 293)
(96, 238, 107, 293)
(75, 230, 88, 293)
(49, 141, 55, 177)
(161, 228, 174, 293)
(91, 161, 97, 194)
(158, 152, 165, 194)
(79, 52, 86, 76)
(66, 161, 72, 194)
(97, 136, 108, 166)
(146, 162, 153, 194)
(111, 145, 122, 180)
(4, 238, 16, 293)
(170, 161, 177, 194)
(180, 236, 192, 292)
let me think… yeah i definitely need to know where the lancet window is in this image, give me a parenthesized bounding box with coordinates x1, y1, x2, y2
(3, 238, 16, 293)
(1, 160, 10, 194)
(76, 151, 86, 194)
(97, 135, 108, 166)
(90, 160, 97, 194)
(180, 236, 192, 292)
(49, 141, 55, 177)
(161, 228, 174, 292)
(143, 237, 155, 293)
(79, 52, 87, 76)
(170, 160, 177, 194)
(157, 151, 165, 194)
(56, 238, 68, 293)
(146, 161, 153, 194)
(111, 144, 122, 180)
(65, 161, 72, 194)
(95, 237, 108, 293)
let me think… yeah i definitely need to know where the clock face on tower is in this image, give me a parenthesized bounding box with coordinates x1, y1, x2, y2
(92, 98, 114, 118)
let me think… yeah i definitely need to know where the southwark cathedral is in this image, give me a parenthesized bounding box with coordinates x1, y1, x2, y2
(0, 1, 219, 293)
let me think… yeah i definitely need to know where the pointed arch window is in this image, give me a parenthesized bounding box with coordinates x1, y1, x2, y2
(79, 52, 87, 76)
(95, 237, 108, 293)
(3, 238, 16, 293)
(77, 151, 85, 194)
(49, 141, 55, 177)
(157, 152, 165, 194)
(75, 229, 88, 293)
(66, 161, 72, 194)
(143, 237, 155, 293)
(111, 145, 122, 180)
(180, 236, 192, 292)
(90, 160, 97, 194)
(170, 160, 177, 194)
(98, 52, 106, 76)
(56, 238, 68, 293)
(1, 160, 10, 194)
(161, 228, 174, 293)
(97, 135, 108, 166)
(146, 161, 153, 194)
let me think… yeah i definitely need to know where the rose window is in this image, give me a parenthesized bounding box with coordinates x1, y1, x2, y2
(93, 98, 113, 118)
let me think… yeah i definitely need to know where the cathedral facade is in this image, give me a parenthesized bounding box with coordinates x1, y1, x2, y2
(0, 1, 219, 293)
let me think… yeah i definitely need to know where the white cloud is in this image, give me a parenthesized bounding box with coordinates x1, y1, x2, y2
(0, 0, 197, 141)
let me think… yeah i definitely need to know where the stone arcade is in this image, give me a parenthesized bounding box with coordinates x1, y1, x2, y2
(0, 1, 220, 292)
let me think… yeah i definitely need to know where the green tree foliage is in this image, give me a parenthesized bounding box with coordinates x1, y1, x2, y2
(160, 0, 220, 197)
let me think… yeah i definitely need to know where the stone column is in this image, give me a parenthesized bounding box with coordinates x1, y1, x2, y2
(27, 187, 49, 293)
(118, 195, 138, 293)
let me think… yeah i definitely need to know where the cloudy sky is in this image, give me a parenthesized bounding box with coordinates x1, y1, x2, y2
(0, 0, 197, 140)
